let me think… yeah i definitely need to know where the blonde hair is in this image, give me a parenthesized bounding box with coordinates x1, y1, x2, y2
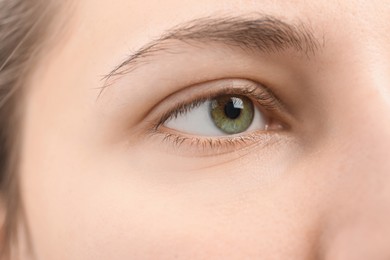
(0, 0, 58, 257)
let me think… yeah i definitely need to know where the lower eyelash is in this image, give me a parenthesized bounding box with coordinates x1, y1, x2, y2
(146, 127, 279, 156)
(165, 133, 251, 149)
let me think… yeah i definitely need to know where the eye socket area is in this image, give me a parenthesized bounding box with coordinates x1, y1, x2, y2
(138, 78, 291, 156)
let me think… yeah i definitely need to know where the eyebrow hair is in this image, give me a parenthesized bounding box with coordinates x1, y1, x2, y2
(101, 15, 321, 90)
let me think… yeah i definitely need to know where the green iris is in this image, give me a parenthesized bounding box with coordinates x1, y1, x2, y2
(210, 95, 254, 134)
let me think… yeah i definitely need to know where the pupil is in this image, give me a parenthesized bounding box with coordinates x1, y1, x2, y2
(224, 100, 241, 119)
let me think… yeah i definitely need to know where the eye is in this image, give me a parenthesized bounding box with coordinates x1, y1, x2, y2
(144, 79, 288, 155)
(165, 94, 267, 136)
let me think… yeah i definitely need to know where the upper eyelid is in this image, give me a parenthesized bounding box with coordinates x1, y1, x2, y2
(99, 14, 321, 96)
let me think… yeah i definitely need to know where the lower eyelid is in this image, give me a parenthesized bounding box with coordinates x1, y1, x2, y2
(144, 127, 290, 157)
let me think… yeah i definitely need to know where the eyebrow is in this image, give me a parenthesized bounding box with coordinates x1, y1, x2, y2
(101, 15, 321, 89)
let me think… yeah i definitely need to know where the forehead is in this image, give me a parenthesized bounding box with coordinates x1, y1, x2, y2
(61, 0, 390, 68)
(36, 0, 390, 115)
(70, 0, 387, 31)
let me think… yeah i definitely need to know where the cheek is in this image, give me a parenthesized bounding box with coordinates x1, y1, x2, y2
(20, 135, 323, 260)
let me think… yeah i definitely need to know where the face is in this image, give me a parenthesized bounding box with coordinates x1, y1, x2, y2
(17, 0, 390, 259)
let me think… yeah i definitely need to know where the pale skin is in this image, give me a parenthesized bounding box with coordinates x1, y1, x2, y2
(6, 0, 390, 259)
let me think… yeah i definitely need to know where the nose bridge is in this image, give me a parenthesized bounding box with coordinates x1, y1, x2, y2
(348, 54, 390, 170)
(360, 43, 390, 108)
(318, 40, 390, 258)
(333, 52, 390, 207)
(329, 29, 390, 166)
(328, 59, 390, 176)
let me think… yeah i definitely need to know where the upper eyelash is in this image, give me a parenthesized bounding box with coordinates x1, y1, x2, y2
(155, 83, 282, 130)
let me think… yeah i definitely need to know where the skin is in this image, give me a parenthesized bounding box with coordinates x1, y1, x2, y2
(6, 0, 390, 259)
